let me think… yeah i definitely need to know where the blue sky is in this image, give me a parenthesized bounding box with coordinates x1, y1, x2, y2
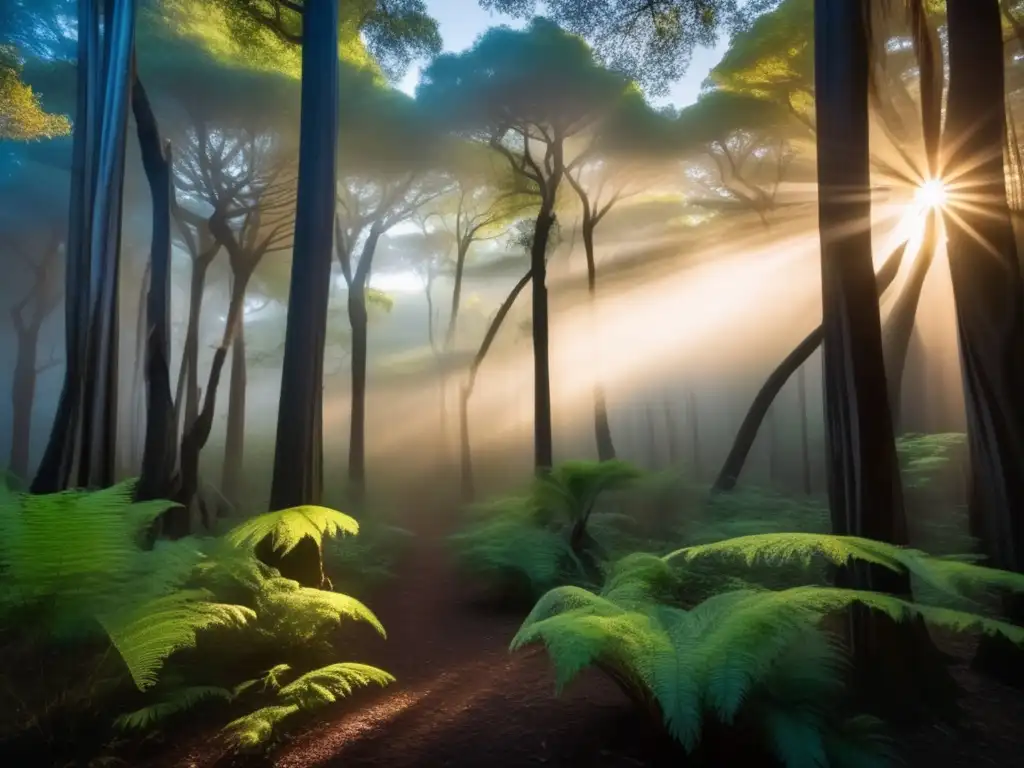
(397, 2, 731, 109)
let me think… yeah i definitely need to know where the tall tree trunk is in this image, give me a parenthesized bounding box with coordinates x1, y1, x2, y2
(346, 226, 383, 510)
(664, 396, 681, 466)
(33, 0, 135, 493)
(687, 390, 702, 479)
(582, 222, 616, 461)
(815, 0, 956, 723)
(945, 0, 1024, 684)
(9, 323, 41, 480)
(532, 202, 557, 472)
(132, 68, 177, 503)
(445, 240, 470, 350)
(713, 240, 909, 491)
(129, 263, 149, 468)
(460, 269, 533, 502)
(175, 259, 208, 438)
(267, 0, 339, 588)
(883, 213, 938, 431)
(347, 284, 371, 508)
(223, 319, 246, 506)
(797, 364, 812, 495)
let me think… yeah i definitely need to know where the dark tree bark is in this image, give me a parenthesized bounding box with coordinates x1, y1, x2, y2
(797, 363, 812, 495)
(883, 212, 937, 431)
(945, 0, 1024, 684)
(712, 240, 908, 492)
(9, 239, 61, 481)
(222, 319, 246, 506)
(459, 269, 533, 502)
(581, 222, 616, 461)
(33, 0, 135, 493)
(345, 224, 383, 509)
(531, 204, 557, 472)
(266, 0, 339, 587)
(815, 0, 956, 723)
(132, 68, 178, 504)
(687, 390, 701, 479)
(269, 0, 338, 508)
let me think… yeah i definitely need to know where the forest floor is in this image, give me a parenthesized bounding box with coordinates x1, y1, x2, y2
(146, 502, 1024, 768)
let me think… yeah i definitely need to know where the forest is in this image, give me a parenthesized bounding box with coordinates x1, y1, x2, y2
(2, 0, 1024, 766)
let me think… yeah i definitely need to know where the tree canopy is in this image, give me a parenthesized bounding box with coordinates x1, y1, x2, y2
(478, 0, 784, 93)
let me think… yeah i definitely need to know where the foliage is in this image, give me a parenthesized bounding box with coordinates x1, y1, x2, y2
(0, 483, 392, 753)
(0, 43, 70, 140)
(323, 521, 415, 594)
(514, 534, 1024, 765)
(478, 0, 784, 94)
(451, 460, 644, 597)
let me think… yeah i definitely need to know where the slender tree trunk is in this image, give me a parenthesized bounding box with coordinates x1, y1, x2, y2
(884, 216, 938, 432)
(223, 319, 246, 506)
(532, 202, 557, 472)
(445, 241, 470, 350)
(33, 0, 135, 493)
(9, 323, 41, 480)
(130, 263, 149, 468)
(267, 0, 339, 588)
(175, 260, 208, 438)
(798, 364, 811, 495)
(815, 0, 956, 723)
(687, 390, 701, 479)
(132, 68, 177, 503)
(460, 269, 533, 502)
(664, 396, 681, 466)
(347, 285, 370, 508)
(945, 0, 1024, 684)
(713, 240, 909, 491)
(582, 222, 616, 461)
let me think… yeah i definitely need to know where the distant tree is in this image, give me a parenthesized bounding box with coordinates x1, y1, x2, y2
(333, 83, 450, 506)
(2, 210, 62, 480)
(478, 0, 781, 94)
(563, 88, 678, 460)
(418, 18, 633, 473)
(675, 90, 797, 226)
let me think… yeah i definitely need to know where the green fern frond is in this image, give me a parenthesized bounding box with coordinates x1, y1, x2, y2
(114, 686, 233, 731)
(256, 577, 386, 639)
(100, 589, 256, 690)
(261, 663, 293, 691)
(668, 532, 1024, 605)
(223, 704, 300, 749)
(225, 505, 359, 555)
(277, 662, 395, 709)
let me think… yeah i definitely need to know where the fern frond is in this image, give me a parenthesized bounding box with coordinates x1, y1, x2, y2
(113, 686, 233, 731)
(256, 577, 386, 640)
(668, 532, 1024, 605)
(225, 505, 359, 555)
(277, 662, 395, 709)
(222, 704, 300, 748)
(100, 589, 256, 690)
(261, 663, 293, 691)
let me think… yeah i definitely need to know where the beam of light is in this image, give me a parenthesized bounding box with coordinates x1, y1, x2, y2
(914, 178, 948, 211)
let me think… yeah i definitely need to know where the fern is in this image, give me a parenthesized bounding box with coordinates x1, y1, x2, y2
(513, 534, 1024, 767)
(253, 576, 386, 643)
(114, 686, 234, 731)
(222, 662, 394, 748)
(100, 589, 256, 690)
(225, 505, 359, 555)
(452, 460, 645, 596)
(668, 532, 1024, 606)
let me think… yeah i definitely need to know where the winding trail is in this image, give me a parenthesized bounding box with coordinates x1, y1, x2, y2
(152, 481, 1024, 768)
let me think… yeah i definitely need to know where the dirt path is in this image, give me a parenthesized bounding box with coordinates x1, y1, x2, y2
(150, 494, 1024, 768)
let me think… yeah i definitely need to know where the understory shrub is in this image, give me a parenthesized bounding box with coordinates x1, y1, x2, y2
(450, 460, 644, 599)
(512, 532, 1024, 767)
(0, 480, 392, 759)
